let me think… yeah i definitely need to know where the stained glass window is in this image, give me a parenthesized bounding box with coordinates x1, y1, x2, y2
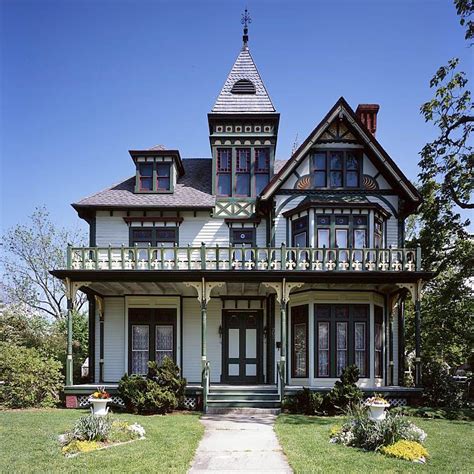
(156, 325, 173, 365)
(318, 322, 329, 377)
(132, 325, 149, 374)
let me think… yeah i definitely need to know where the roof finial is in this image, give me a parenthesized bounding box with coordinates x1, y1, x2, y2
(241, 8, 251, 49)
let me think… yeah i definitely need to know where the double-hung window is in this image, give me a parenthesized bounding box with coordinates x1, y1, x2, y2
(217, 148, 232, 196)
(129, 308, 177, 375)
(156, 164, 171, 191)
(315, 304, 369, 378)
(236, 148, 251, 196)
(137, 162, 171, 192)
(130, 227, 178, 262)
(138, 163, 153, 191)
(255, 148, 270, 195)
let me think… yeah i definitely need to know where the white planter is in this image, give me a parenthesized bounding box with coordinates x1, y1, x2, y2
(88, 398, 110, 416)
(367, 402, 390, 421)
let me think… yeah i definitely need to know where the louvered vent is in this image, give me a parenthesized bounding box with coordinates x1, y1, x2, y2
(231, 79, 256, 94)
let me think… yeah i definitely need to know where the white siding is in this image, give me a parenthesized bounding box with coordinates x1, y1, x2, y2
(179, 214, 229, 246)
(182, 298, 222, 383)
(367, 195, 399, 247)
(274, 195, 306, 246)
(256, 220, 267, 247)
(103, 297, 126, 382)
(96, 211, 129, 246)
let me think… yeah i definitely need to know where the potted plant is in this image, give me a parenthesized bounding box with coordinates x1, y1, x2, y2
(88, 388, 111, 416)
(365, 395, 390, 421)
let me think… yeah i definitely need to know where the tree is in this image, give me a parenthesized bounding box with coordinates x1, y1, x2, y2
(406, 2, 474, 367)
(0, 207, 86, 319)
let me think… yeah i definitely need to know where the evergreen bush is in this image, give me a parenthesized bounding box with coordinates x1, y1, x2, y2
(325, 365, 363, 414)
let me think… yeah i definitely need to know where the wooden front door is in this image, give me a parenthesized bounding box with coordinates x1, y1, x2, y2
(222, 310, 263, 384)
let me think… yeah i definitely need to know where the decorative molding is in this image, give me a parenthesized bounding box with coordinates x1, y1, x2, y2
(65, 278, 91, 301)
(94, 295, 104, 319)
(262, 280, 304, 303)
(184, 280, 225, 304)
(398, 280, 425, 302)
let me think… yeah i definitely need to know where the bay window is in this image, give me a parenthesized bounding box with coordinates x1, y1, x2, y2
(315, 304, 369, 378)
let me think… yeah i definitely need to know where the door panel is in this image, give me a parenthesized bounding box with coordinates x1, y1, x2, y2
(222, 311, 263, 383)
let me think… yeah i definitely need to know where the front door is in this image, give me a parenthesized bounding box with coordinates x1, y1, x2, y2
(222, 310, 263, 384)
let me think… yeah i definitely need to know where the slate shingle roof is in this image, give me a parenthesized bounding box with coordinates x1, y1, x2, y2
(73, 159, 289, 209)
(212, 47, 276, 114)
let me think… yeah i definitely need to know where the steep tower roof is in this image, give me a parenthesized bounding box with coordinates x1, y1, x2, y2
(211, 47, 276, 114)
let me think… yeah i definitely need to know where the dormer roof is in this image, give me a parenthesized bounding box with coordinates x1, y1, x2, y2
(211, 47, 276, 114)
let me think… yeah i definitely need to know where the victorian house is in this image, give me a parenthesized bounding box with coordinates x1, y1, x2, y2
(53, 20, 431, 411)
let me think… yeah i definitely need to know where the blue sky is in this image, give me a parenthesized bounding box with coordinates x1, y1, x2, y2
(1, 0, 471, 234)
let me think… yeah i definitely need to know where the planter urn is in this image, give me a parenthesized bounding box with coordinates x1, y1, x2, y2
(366, 402, 390, 421)
(88, 397, 110, 416)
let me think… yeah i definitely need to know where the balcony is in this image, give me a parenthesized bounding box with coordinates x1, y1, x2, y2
(67, 244, 421, 273)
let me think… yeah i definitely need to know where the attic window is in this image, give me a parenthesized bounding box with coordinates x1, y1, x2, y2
(231, 79, 256, 94)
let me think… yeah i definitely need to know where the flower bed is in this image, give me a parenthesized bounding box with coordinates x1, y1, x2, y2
(59, 414, 145, 457)
(329, 404, 428, 463)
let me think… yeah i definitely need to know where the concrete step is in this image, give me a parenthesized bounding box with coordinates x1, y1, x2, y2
(207, 400, 281, 409)
(206, 407, 281, 415)
(208, 393, 280, 401)
(209, 386, 278, 394)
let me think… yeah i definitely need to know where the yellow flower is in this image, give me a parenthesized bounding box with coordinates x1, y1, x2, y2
(380, 440, 429, 462)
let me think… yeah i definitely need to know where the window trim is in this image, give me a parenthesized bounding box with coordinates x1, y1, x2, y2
(255, 148, 270, 196)
(374, 305, 384, 378)
(235, 148, 251, 197)
(311, 150, 362, 190)
(291, 216, 309, 247)
(129, 227, 178, 247)
(314, 304, 370, 378)
(136, 161, 173, 193)
(216, 148, 232, 197)
(128, 308, 177, 375)
(291, 305, 309, 378)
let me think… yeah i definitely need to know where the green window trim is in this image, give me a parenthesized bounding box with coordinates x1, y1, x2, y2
(135, 160, 174, 193)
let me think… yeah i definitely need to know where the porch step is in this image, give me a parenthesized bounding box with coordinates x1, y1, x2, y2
(206, 385, 280, 410)
(206, 407, 281, 415)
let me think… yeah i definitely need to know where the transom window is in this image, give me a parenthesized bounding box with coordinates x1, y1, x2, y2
(311, 150, 361, 188)
(315, 304, 369, 378)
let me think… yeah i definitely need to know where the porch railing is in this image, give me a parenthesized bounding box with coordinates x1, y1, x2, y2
(67, 244, 421, 272)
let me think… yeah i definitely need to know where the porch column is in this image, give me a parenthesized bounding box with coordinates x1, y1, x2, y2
(184, 279, 224, 385)
(399, 280, 424, 388)
(66, 297, 73, 387)
(263, 279, 304, 385)
(95, 296, 105, 383)
(64, 278, 90, 387)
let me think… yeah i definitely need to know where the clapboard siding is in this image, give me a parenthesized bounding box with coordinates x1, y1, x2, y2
(179, 216, 229, 246)
(103, 298, 125, 382)
(182, 298, 222, 383)
(274, 195, 306, 246)
(96, 212, 129, 246)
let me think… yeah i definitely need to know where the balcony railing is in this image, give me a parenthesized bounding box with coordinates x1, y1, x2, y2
(67, 244, 421, 272)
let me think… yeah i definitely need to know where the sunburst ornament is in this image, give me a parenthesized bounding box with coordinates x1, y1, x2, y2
(363, 175, 379, 190)
(295, 175, 312, 190)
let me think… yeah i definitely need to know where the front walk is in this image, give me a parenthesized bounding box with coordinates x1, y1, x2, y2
(188, 413, 292, 473)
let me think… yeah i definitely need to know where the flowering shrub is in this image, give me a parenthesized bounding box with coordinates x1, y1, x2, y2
(380, 440, 429, 462)
(365, 395, 389, 405)
(90, 387, 111, 399)
(329, 403, 427, 459)
(61, 416, 146, 456)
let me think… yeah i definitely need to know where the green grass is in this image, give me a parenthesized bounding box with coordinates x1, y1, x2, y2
(275, 414, 474, 473)
(0, 408, 204, 473)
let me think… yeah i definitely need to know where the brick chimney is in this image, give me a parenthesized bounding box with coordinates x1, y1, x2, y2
(356, 104, 380, 135)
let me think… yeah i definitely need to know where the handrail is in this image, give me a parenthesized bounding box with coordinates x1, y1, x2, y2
(67, 244, 421, 273)
(202, 361, 210, 413)
(276, 361, 285, 403)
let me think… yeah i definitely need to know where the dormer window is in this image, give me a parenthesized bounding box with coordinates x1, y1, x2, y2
(139, 163, 153, 191)
(157, 163, 171, 191)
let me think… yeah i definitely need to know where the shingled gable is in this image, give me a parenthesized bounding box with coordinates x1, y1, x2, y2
(211, 46, 276, 114)
(259, 97, 422, 212)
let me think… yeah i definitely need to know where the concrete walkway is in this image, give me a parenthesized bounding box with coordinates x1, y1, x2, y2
(188, 413, 292, 473)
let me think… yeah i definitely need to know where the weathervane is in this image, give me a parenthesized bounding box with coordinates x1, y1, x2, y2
(241, 8, 251, 48)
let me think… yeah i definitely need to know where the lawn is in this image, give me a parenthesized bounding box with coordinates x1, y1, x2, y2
(275, 414, 474, 473)
(0, 408, 204, 473)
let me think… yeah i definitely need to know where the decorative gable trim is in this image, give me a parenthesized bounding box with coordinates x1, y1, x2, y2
(260, 97, 421, 210)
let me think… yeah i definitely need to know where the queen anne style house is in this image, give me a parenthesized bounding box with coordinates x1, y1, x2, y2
(53, 22, 431, 412)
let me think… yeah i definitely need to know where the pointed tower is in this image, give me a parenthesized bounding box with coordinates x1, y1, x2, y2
(208, 10, 280, 216)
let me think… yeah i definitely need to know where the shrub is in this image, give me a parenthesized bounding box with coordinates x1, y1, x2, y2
(330, 405, 427, 452)
(422, 360, 465, 408)
(380, 440, 429, 462)
(283, 388, 323, 415)
(118, 358, 186, 415)
(0, 342, 63, 408)
(325, 365, 363, 414)
(72, 414, 112, 441)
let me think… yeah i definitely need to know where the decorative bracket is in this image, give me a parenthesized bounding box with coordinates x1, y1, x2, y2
(398, 279, 425, 302)
(184, 279, 224, 304)
(65, 278, 91, 301)
(94, 295, 105, 320)
(262, 280, 304, 304)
